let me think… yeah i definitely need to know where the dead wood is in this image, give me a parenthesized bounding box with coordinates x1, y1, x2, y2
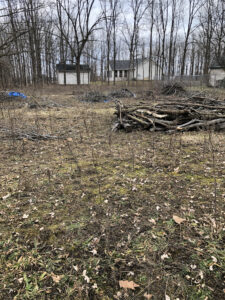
(113, 96, 225, 132)
(161, 83, 186, 95)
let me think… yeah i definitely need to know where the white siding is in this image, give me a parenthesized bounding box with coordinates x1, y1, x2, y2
(209, 69, 225, 86)
(136, 60, 162, 80)
(109, 70, 134, 82)
(58, 72, 89, 85)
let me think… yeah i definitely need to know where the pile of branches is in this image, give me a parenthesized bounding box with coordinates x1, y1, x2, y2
(109, 88, 135, 98)
(161, 83, 186, 95)
(81, 91, 109, 103)
(80, 89, 135, 103)
(113, 96, 225, 132)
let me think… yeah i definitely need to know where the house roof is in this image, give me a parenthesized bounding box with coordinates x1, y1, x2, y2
(210, 57, 225, 69)
(56, 63, 90, 72)
(109, 58, 158, 70)
(109, 60, 133, 70)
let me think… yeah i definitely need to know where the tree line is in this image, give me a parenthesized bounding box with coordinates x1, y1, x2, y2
(0, 0, 224, 87)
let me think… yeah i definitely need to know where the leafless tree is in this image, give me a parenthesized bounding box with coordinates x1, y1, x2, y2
(54, 0, 102, 85)
(122, 0, 149, 83)
(180, 0, 202, 76)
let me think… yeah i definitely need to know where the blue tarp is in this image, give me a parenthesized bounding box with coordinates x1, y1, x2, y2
(8, 91, 27, 99)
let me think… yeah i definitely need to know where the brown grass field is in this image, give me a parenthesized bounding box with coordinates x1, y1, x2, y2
(0, 84, 225, 299)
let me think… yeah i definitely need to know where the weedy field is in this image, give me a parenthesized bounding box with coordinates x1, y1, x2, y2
(0, 85, 225, 299)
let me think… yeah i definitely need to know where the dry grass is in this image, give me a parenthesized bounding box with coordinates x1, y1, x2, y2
(0, 85, 225, 299)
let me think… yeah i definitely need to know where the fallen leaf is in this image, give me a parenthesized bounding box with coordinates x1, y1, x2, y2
(51, 273, 62, 283)
(49, 212, 55, 218)
(82, 270, 90, 283)
(211, 256, 217, 263)
(92, 283, 98, 289)
(199, 270, 204, 279)
(161, 253, 169, 260)
(73, 265, 79, 271)
(148, 218, 156, 224)
(2, 193, 11, 200)
(173, 215, 186, 224)
(18, 277, 23, 284)
(119, 280, 139, 290)
(90, 249, 97, 255)
(174, 167, 179, 173)
(144, 293, 153, 299)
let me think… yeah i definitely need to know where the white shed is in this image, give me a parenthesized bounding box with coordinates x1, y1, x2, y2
(209, 58, 225, 87)
(56, 63, 90, 85)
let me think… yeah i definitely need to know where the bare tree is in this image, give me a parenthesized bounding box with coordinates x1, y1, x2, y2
(168, 0, 181, 78)
(180, 0, 202, 76)
(147, 0, 154, 80)
(158, 0, 169, 76)
(55, 0, 102, 85)
(122, 0, 148, 83)
(100, 0, 113, 85)
(213, 0, 225, 58)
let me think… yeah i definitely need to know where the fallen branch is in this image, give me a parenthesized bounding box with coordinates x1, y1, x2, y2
(113, 97, 225, 132)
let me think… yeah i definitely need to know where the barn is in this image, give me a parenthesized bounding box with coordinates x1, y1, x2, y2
(56, 63, 90, 85)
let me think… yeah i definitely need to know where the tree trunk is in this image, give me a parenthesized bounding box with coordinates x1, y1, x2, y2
(76, 56, 81, 85)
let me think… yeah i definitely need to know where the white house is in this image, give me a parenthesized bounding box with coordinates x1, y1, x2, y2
(56, 63, 90, 85)
(209, 58, 225, 87)
(107, 59, 162, 82)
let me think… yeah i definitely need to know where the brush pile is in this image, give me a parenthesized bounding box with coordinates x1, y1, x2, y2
(161, 83, 186, 95)
(81, 91, 109, 103)
(112, 96, 225, 132)
(109, 88, 135, 98)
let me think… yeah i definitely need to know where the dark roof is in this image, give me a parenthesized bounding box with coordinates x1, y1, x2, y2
(56, 63, 90, 72)
(109, 60, 132, 70)
(109, 58, 157, 70)
(210, 57, 225, 69)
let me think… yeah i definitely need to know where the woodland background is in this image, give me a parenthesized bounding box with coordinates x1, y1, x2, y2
(0, 0, 224, 87)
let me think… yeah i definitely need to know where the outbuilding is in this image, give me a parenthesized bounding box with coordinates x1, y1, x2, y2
(209, 58, 225, 87)
(56, 63, 90, 85)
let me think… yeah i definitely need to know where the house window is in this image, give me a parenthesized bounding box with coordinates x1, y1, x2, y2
(115, 70, 118, 77)
(124, 70, 128, 77)
(119, 70, 123, 77)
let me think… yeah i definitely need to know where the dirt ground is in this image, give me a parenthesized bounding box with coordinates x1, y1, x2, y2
(0, 84, 225, 299)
